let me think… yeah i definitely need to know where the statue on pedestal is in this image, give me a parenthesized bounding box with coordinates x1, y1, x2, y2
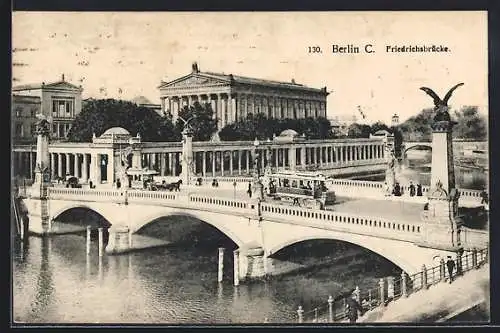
(420, 83, 464, 123)
(419, 83, 465, 251)
(179, 116, 195, 184)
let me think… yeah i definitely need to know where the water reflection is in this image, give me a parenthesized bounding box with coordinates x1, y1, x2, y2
(14, 234, 403, 324)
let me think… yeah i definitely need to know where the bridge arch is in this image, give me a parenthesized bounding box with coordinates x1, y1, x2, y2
(403, 143, 432, 156)
(130, 209, 248, 248)
(267, 233, 427, 275)
(50, 203, 115, 227)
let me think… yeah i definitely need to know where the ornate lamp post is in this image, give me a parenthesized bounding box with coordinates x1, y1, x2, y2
(252, 138, 264, 200)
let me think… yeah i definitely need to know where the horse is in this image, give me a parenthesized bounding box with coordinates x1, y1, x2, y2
(164, 179, 183, 192)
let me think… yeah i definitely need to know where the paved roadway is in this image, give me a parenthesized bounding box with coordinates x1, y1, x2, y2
(181, 185, 426, 222)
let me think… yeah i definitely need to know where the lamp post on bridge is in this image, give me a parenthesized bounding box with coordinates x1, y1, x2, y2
(252, 138, 264, 201)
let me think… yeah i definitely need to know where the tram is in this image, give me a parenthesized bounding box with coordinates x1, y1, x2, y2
(263, 170, 336, 210)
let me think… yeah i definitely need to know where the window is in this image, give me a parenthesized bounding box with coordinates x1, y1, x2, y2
(15, 123, 23, 137)
(268, 106, 272, 118)
(15, 107, 22, 117)
(31, 108, 37, 117)
(31, 123, 37, 136)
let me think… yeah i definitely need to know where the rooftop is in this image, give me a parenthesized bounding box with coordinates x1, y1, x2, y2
(159, 62, 329, 94)
(12, 74, 83, 92)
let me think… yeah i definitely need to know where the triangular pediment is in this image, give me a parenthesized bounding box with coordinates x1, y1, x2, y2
(44, 81, 82, 91)
(158, 73, 229, 90)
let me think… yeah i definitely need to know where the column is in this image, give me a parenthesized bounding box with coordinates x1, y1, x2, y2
(50, 153, 56, 178)
(83, 153, 88, 181)
(202, 151, 206, 177)
(160, 153, 166, 176)
(65, 153, 70, 176)
(238, 150, 242, 175)
(229, 151, 234, 175)
(172, 153, 177, 176)
(57, 153, 63, 177)
(289, 147, 296, 171)
(245, 150, 250, 174)
(212, 151, 216, 177)
(107, 152, 114, 184)
(274, 149, 279, 169)
(221, 151, 225, 176)
(74, 153, 79, 178)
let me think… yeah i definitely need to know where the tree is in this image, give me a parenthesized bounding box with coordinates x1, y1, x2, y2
(175, 102, 218, 141)
(347, 123, 372, 138)
(67, 98, 178, 142)
(452, 106, 487, 140)
(219, 114, 334, 141)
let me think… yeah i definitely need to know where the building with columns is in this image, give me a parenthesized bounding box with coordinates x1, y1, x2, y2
(158, 62, 329, 129)
(13, 126, 387, 185)
(12, 75, 83, 143)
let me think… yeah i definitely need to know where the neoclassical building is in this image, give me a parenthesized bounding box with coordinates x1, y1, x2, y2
(12, 75, 83, 143)
(158, 63, 329, 129)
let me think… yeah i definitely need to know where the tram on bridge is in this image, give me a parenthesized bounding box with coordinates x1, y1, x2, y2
(264, 170, 336, 210)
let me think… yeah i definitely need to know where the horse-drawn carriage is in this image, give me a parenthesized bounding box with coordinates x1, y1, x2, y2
(263, 171, 336, 210)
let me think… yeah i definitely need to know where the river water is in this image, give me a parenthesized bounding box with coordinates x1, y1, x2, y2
(12, 154, 487, 324)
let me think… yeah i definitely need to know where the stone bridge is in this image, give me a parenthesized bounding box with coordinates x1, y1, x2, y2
(402, 140, 487, 156)
(21, 186, 488, 283)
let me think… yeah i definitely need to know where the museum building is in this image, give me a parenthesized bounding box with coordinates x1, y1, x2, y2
(12, 75, 83, 144)
(158, 62, 329, 129)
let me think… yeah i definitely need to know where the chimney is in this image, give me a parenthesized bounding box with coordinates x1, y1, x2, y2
(62, 73, 65, 81)
(291, 78, 296, 84)
(192, 62, 199, 73)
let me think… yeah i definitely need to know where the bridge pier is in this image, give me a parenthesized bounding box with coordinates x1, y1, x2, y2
(235, 243, 267, 282)
(105, 226, 132, 254)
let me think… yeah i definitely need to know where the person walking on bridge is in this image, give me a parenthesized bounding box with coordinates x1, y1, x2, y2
(446, 256, 456, 284)
(409, 181, 416, 197)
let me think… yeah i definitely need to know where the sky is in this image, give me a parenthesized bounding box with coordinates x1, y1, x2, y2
(12, 11, 488, 124)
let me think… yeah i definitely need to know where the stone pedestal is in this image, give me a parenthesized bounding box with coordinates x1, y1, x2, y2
(106, 226, 131, 254)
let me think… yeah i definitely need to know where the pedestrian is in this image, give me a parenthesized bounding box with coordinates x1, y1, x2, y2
(393, 183, 401, 196)
(480, 190, 488, 205)
(384, 182, 390, 197)
(116, 178, 121, 189)
(416, 183, 423, 196)
(345, 293, 364, 323)
(446, 256, 456, 283)
(247, 182, 252, 198)
(409, 181, 416, 197)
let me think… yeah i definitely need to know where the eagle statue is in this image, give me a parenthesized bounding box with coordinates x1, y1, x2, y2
(419, 83, 464, 122)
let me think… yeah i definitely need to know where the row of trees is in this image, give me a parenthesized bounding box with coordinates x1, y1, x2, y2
(67, 98, 336, 142)
(67, 98, 487, 144)
(397, 106, 487, 141)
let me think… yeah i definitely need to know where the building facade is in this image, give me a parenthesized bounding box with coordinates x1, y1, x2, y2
(12, 75, 83, 143)
(158, 63, 329, 129)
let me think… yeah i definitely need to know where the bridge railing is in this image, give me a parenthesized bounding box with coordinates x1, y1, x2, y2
(47, 187, 124, 202)
(298, 247, 489, 323)
(188, 194, 253, 215)
(261, 202, 423, 243)
(329, 179, 483, 202)
(462, 227, 489, 250)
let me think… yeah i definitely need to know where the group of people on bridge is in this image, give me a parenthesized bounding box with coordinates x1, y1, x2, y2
(384, 181, 423, 197)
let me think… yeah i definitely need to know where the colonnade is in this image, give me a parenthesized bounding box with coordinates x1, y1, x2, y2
(140, 143, 385, 178)
(161, 93, 327, 129)
(12, 141, 385, 183)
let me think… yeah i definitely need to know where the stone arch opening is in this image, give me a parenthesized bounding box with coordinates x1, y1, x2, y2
(134, 213, 240, 252)
(52, 206, 112, 243)
(268, 237, 408, 275)
(403, 144, 432, 156)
